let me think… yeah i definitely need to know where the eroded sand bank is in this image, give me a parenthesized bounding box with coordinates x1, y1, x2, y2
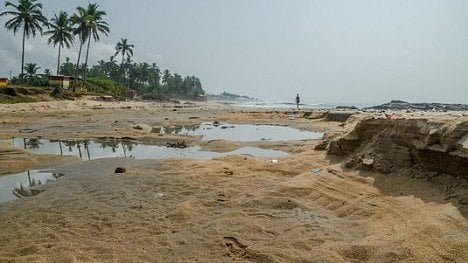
(0, 99, 467, 262)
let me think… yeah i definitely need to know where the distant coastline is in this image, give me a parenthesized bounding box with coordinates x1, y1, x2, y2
(225, 99, 468, 111)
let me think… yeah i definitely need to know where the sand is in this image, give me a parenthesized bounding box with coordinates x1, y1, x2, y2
(0, 99, 467, 262)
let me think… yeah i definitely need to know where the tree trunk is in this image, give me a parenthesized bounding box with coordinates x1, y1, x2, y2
(57, 44, 61, 76)
(73, 40, 83, 92)
(83, 33, 92, 82)
(21, 28, 26, 81)
(121, 55, 125, 83)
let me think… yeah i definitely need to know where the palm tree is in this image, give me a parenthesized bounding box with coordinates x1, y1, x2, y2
(115, 38, 134, 69)
(114, 38, 134, 83)
(162, 69, 171, 85)
(148, 63, 161, 86)
(70, 7, 89, 90)
(60, 56, 75, 75)
(0, 0, 48, 80)
(24, 62, 40, 84)
(44, 11, 74, 75)
(81, 3, 110, 82)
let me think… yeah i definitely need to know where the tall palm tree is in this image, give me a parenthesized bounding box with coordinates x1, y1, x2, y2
(0, 0, 48, 80)
(70, 7, 89, 90)
(44, 11, 74, 75)
(114, 38, 134, 82)
(81, 3, 110, 82)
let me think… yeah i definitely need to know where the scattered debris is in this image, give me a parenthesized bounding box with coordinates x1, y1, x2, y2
(223, 167, 234, 175)
(217, 193, 228, 202)
(271, 159, 278, 164)
(19, 128, 38, 133)
(166, 141, 188, 148)
(327, 168, 344, 178)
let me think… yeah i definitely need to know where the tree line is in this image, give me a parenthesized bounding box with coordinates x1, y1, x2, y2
(1, 0, 205, 99)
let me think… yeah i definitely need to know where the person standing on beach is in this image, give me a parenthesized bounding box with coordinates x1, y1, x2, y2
(295, 94, 300, 110)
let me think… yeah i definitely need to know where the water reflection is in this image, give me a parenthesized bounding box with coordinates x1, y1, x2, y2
(22, 138, 43, 149)
(0, 170, 63, 202)
(155, 122, 323, 141)
(13, 138, 288, 161)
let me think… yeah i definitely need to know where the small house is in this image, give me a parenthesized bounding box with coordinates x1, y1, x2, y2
(48, 75, 71, 89)
(0, 78, 7, 87)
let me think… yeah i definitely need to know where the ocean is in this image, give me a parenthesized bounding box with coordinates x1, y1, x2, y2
(225, 100, 373, 110)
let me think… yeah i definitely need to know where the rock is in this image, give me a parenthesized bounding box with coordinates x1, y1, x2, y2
(314, 140, 329, 151)
(335, 105, 358, 110)
(361, 158, 374, 169)
(302, 111, 327, 119)
(325, 111, 356, 122)
(114, 167, 126, 173)
(132, 124, 152, 133)
(365, 100, 468, 111)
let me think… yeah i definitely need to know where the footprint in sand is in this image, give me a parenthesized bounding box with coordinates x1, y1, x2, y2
(223, 236, 247, 259)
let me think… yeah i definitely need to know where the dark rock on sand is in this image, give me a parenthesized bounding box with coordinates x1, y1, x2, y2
(115, 167, 126, 173)
(366, 100, 468, 111)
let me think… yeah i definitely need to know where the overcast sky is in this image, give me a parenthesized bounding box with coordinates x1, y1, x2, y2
(1, 0, 467, 104)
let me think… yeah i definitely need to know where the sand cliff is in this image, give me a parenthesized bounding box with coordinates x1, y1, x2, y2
(328, 117, 468, 177)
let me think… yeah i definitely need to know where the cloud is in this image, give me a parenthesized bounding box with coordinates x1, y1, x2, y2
(0, 36, 22, 76)
(87, 41, 115, 63)
(143, 52, 165, 65)
(0, 29, 118, 76)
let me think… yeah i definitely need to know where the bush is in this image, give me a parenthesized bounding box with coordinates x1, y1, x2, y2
(86, 77, 125, 96)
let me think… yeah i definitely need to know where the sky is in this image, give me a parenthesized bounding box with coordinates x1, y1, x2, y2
(0, 0, 467, 105)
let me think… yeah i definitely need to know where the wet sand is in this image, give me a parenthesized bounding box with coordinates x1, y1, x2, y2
(0, 99, 467, 262)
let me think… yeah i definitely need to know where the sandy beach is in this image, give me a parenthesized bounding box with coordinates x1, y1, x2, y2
(0, 99, 467, 262)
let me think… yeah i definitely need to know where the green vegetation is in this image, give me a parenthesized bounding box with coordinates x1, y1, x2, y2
(85, 77, 125, 96)
(207, 92, 257, 101)
(1, 0, 206, 101)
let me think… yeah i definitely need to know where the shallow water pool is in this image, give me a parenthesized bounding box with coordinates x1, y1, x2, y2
(3, 122, 321, 203)
(12, 138, 288, 160)
(157, 122, 323, 141)
(1, 138, 288, 203)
